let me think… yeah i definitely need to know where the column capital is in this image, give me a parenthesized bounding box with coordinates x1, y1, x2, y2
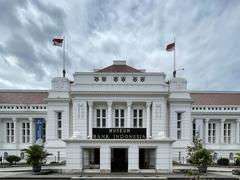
(220, 118, 225, 123)
(12, 117, 17, 122)
(107, 101, 112, 107)
(88, 101, 93, 107)
(236, 119, 240, 123)
(146, 101, 152, 107)
(127, 101, 132, 107)
(205, 118, 209, 123)
(29, 117, 34, 122)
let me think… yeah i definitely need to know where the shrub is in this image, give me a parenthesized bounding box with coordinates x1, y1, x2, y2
(217, 158, 229, 166)
(5, 155, 21, 165)
(235, 159, 240, 166)
(191, 148, 213, 166)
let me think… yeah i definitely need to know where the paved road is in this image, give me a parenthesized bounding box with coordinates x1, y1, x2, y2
(0, 165, 239, 178)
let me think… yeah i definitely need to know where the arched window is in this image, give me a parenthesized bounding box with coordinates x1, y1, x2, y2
(4, 152, 8, 158)
(229, 152, 234, 160)
(20, 152, 25, 159)
(213, 152, 218, 160)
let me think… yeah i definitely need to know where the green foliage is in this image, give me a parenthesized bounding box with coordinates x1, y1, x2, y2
(191, 149, 213, 166)
(187, 135, 203, 159)
(235, 159, 240, 166)
(236, 153, 240, 160)
(22, 144, 51, 166)
(5, 155, 21, 165)
(217, 157, 229, 166)
(187, 135, 213, 167)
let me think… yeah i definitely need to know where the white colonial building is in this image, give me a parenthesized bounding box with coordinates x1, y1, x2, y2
(0, 60, 239, 173)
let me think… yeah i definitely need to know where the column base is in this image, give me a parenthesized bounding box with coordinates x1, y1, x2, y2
(128, 169, 139, 173)
(100, 169, 110, 173)
(62, 169, 83, 174)
(156, 169, 172, 173)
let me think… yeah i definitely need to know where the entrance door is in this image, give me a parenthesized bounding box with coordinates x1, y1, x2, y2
(111, 148, 128, 172)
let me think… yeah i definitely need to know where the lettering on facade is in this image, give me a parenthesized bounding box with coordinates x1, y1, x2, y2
(92, 128, 146, 139)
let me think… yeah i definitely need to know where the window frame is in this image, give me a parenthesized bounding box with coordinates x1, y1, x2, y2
(6, 121, 14, 143)
(21, 121, 30, 143)
(133, 108, 143, 128)
(224, 123, 231, 144)
(95, 108, 107, 128)
(114, 108, 125, 128)
(57, 112, 62, 139)
(176, 112, 182, 139)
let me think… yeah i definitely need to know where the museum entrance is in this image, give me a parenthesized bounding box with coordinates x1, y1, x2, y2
(111, 148, 128, 172)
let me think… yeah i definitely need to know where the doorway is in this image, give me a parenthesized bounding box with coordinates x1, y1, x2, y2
(111, 148, 128, 172)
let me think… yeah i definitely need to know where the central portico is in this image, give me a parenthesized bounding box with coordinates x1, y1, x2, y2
(46, 60, 192, 173)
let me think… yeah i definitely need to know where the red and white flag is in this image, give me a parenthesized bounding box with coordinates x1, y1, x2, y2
(166, 42, 175, 52)
(52, 38, 64, 47)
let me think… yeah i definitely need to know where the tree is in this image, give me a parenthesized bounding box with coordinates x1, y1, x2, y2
(22, 144, 51, 172)
(187, 134, 213, 173)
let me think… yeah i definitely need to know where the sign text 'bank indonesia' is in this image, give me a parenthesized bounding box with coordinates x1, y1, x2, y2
(92, 128, 146, 139)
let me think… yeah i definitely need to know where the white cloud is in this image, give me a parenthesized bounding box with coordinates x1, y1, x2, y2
(0, 0, 239, 91)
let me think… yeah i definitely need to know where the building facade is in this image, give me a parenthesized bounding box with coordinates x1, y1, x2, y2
(0, 60, 239, 172)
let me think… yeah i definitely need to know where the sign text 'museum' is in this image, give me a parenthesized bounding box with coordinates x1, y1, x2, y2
(92, 128, 146, 139)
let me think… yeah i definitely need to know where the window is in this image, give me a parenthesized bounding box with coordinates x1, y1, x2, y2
(208, 123, 216, 143)
(22, 122, 30, 143)
(224, 123, 231, 144)
(20, 152, 24, 159)
(96, 109, 106, 128)
(4, 152, 8, 158)
(6, 122, 14, 143)
(176, 112, 182, 139)
(192, 122, 196, 140)
(229, 152, 234, 160)
(121, 77, 126, 82)
(140, 77, 145, 82)
(102, 77, 106, 82)
(133, 109, 143, 128)
(94, 77, 99, 82)
(115, 109, 124, 127)
(113, 77, 118, 82)
(178, 151, 181, 162)
(213, 152, 218, 160)
(57, 112, 62, 139)
(43, 122, 46, 142)
(133, 77, 138, 82)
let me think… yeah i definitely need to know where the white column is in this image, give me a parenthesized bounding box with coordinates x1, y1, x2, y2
(195, 118, 204, 140)
(29, 117, 34, 144)
(146, 101, 151, 138)
(127, 101, 132, 128)
(88, 101, 93, 138)
(236, 119, 240, 144)
(107, 101, 112, 128)
(100, 145, 111, 172)
(0, 118, 2, 147)
(220, 119, 225, 144)
(66, 143, 83, 170)
(205, 118, 209, 144)
(128, 145, 139, 172)
(13, 117, 17, 144)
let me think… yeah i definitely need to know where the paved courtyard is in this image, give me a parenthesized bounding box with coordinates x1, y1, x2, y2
(0, 165, 239, 179)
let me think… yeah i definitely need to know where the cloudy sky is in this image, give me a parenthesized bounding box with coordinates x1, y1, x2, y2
(0, 0, 239, 91)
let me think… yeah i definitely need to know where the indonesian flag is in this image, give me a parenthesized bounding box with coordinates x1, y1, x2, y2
(52, 38, 64, 47)
(166, 42, 175, 51)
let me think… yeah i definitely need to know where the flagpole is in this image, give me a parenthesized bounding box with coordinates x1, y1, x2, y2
(63, 36, 66, 77)
(173, 36, 176, 78)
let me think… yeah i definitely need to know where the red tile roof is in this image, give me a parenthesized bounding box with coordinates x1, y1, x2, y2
(96, 64, 143, 73)
(191, 92, 240, 105)
(0, 91, 48, 104)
